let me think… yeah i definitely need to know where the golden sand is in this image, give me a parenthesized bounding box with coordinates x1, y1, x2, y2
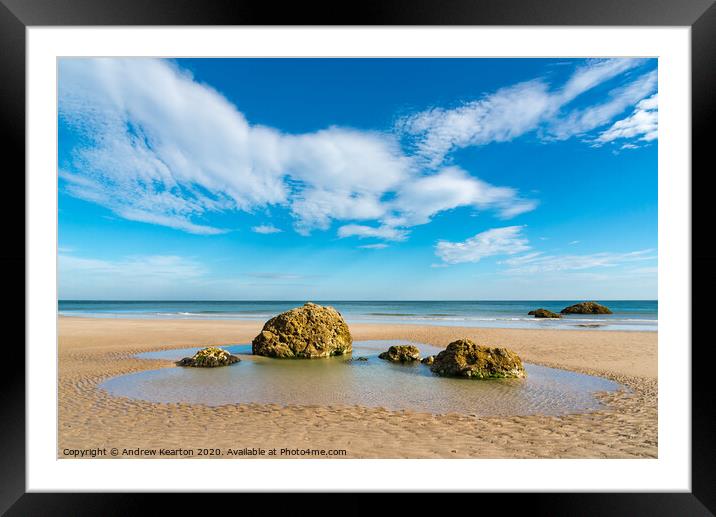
(58, 317, 657, 458)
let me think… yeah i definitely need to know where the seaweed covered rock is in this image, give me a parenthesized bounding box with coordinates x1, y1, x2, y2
(252, 302, 352, 358)
(560, 301, 612, 314)
(378, 345, 421, 362)
(528, 308, 561, 318)
(421, 355, 435, 365)
(177, 346, 240, 368)
(430, 339, 525, 379)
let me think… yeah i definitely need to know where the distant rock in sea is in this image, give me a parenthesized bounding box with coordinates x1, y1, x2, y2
(430, 339, 526, 379)
(528, 308, 561, 318)
(560, 301, 613, 314)
(176, 346, 240, 368)
(378, 345, 421, 362)
(252, 302, 353, 358)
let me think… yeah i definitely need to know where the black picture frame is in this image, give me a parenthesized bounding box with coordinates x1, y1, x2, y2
(2, 0, 714, 514)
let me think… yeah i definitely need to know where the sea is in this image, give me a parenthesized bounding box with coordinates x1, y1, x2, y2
(59, 300, 657, 331)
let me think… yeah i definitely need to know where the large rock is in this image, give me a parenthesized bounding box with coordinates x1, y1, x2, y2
(252, 302, 352, 358)
(177, 346, 240, 368)
(560, 301, 612, 314)
(430, 339, 526, 379)
(528, 308, 561, 318)
(378, 345, 421, 362)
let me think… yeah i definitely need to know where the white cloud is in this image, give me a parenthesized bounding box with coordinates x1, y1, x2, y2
(557, 58, 646, 104)
(281, 127, 412, 233)
(336, 166, 537, 241)
(59, 59, 285, 235)
(594, 93, 658, 146)
(435, 226, 530, 264)
(252, 224, 283, 234)
(399, 80, 554, 167)
(548, 70, 657, 140)
(337, 224, 409, 241)
(398, 58, 651, 166)
(388, 166, 537, 226)
(501, 249, 655, 274)
(358, 243, 389, 249)
(59, 58, 533, 239)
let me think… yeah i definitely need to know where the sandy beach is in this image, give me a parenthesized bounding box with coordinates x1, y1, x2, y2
(58, 316, 657, 459)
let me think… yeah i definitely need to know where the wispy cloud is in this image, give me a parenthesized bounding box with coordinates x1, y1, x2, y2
(337, 224, 409, 242)
(548, 70, 657, 140)
(593, 93, 658, 147)
(59, 253, 207, 280)
(501, 249, 655, 274)
(359, 243, 389, 249)
(435, 226, 530, 264)
(398, 58, 654, 166)
(252, 224, 283, 234)
(434, 224, 656, 275)
(398, 79, 554, 168)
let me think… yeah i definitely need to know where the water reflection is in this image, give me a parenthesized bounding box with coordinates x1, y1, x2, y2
(100, 340, 623, 416)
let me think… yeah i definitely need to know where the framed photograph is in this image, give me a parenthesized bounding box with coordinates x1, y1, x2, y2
(3, 0, 714, 513)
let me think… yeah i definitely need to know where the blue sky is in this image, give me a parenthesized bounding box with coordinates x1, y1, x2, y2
(58, 58, 658, 300)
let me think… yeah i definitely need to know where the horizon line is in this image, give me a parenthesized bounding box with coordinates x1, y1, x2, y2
(58, 299, 658, 303)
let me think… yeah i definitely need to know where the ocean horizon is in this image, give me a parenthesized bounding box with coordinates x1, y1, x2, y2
(58, 300, 658, 332)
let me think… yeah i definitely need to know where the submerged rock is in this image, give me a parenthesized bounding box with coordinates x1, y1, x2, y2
(528, 308, 561, 319)
(421, 355, 435, 365)
(430, 339, 525, 379)
(378, 345, 421, 362)
(347, 356, 369, 362)
(176, 346, 240, 368)
(560, 301, 613, 314)
(252, 302, 352, 358)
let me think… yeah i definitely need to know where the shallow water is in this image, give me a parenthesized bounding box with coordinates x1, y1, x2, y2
(99, 340, 623, 417)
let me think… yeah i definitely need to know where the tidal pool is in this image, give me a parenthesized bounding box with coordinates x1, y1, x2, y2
(99, 340, 623, 417)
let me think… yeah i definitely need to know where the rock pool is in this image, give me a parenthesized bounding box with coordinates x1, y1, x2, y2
(99, 340, 623, 416)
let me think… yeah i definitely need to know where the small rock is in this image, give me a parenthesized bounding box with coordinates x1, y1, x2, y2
(378, 345, 421, 362)
(176, 346, 240, 368)
(421, 355, 435, 365)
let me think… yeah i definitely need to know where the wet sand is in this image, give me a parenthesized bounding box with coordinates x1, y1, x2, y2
(58, 317, 657, 458)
